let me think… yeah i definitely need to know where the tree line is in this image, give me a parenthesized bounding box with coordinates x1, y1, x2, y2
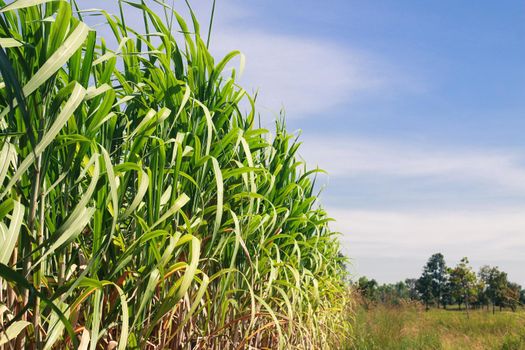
(356, 253, 525, 313)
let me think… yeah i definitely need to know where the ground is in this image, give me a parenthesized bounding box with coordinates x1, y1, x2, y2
(350, 303, 525, 349)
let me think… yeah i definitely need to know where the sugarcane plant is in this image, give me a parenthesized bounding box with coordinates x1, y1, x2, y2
(0, 0, 352, 348)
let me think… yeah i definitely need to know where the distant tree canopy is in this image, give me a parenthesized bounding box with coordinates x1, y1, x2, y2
(357, 276, 415, 308)
(448, 257, 477, 311)
(355, 253, 523, 312)
(416, 253, 448, 309)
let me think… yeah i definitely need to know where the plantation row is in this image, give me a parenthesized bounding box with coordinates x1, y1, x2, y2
(0, 0, 350, 348)
(356, 253, 524, 312)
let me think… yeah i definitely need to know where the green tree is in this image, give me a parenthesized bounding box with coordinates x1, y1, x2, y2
(504, 282, 521, 312)
(429, 253, 448, 308)
(394, 281, 411, 300)
(405, 278, 420, 301)
(441, 278, 454, 308)
(416, 271, 434, 310)
(448, 257, 477, 312)
(479, 265, 508, 313)
(377, 281, 411, 305)
(357, 276, 379, 309)
(474, 279, 489, 309)
(416, 253, 448, 309)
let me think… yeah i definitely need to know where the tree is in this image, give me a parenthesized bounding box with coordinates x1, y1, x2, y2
(357, 276, 379, 308)
(428, 253, 449, 308)
(448, 257, 477, 312)
(416, 271, 434, 310)
(404, 278, 420, 301)
(473, 279, 489, 310)
(441, 279, 454, 309)
(479, 265, 508, 314)
(416, 253, 448, 309)
(393, 281, 411, 300)
(377, 281, 411, 305)
(504, 282, 521, 312)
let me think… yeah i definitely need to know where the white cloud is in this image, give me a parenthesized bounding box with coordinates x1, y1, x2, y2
(331, 207, 525, 282)
(80, 1, 411, 119)
(299, 136, 525, 192)
(300, 137, 525, 284)
(202, 1, 413, 119)
(210, 30, 386, 118)
(333, 208, 525, 254)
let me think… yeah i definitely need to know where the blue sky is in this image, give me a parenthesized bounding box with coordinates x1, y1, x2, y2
(84, 1, 525, 284)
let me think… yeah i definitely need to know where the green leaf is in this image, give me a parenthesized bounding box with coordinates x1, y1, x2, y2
(113, 284, 129, 350)
(0, 142, 15, 187)
(0, 23, 90, 120)
(43, 300, 69, 350)
(122, 169, 148, 219)
(36, 207, 95, 265)
(23, 22, 90, 97)
(0, 83, 86, 200)
(210, 157, 223, 243)
(101, 147, 118, 234)
(150, 193, 189, 230)
(85, 84, 112, 100)
(0, 0, 63, 12)
(133, 268, 159, 328)
(89, 289, 102, 350)
(0, 200, 24, 264)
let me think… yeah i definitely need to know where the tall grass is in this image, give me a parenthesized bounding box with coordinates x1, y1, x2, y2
(351, 303, 525, 350)
(0, 0, 351, 348)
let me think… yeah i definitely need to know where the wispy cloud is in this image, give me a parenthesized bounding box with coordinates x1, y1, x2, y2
(79, 1, 416, 119)
(301, 137, 525, 284)
(331, 206, 525, 283)
(202, 1, 416, 119)
(300, 136, 525, 193)
(333, 207, 525, 254)
(211, 30, 386, 118)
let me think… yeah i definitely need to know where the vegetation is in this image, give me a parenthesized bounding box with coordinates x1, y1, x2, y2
(357, 253, 524, 313)
(0, 0, 351, 348)
(353, 254, 525, 349)
(416, 253, 448, 309)
(351, 302, 525, 350)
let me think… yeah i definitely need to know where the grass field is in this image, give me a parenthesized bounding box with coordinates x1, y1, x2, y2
(351, 303, 525, 350)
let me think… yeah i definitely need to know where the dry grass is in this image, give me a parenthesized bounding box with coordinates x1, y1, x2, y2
(351, 303, 525, 350)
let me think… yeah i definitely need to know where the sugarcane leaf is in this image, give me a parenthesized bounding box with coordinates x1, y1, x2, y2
(0, 0, 63, 13)
(0, 38, 22, 48)
(0, 23, 89, 120)
(0, 83, 86, 199)
(0, 200, 24, 264)
(43, 300, 69, 350)
(150, 193, 189, 230)
(0, 320, 31, 345)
